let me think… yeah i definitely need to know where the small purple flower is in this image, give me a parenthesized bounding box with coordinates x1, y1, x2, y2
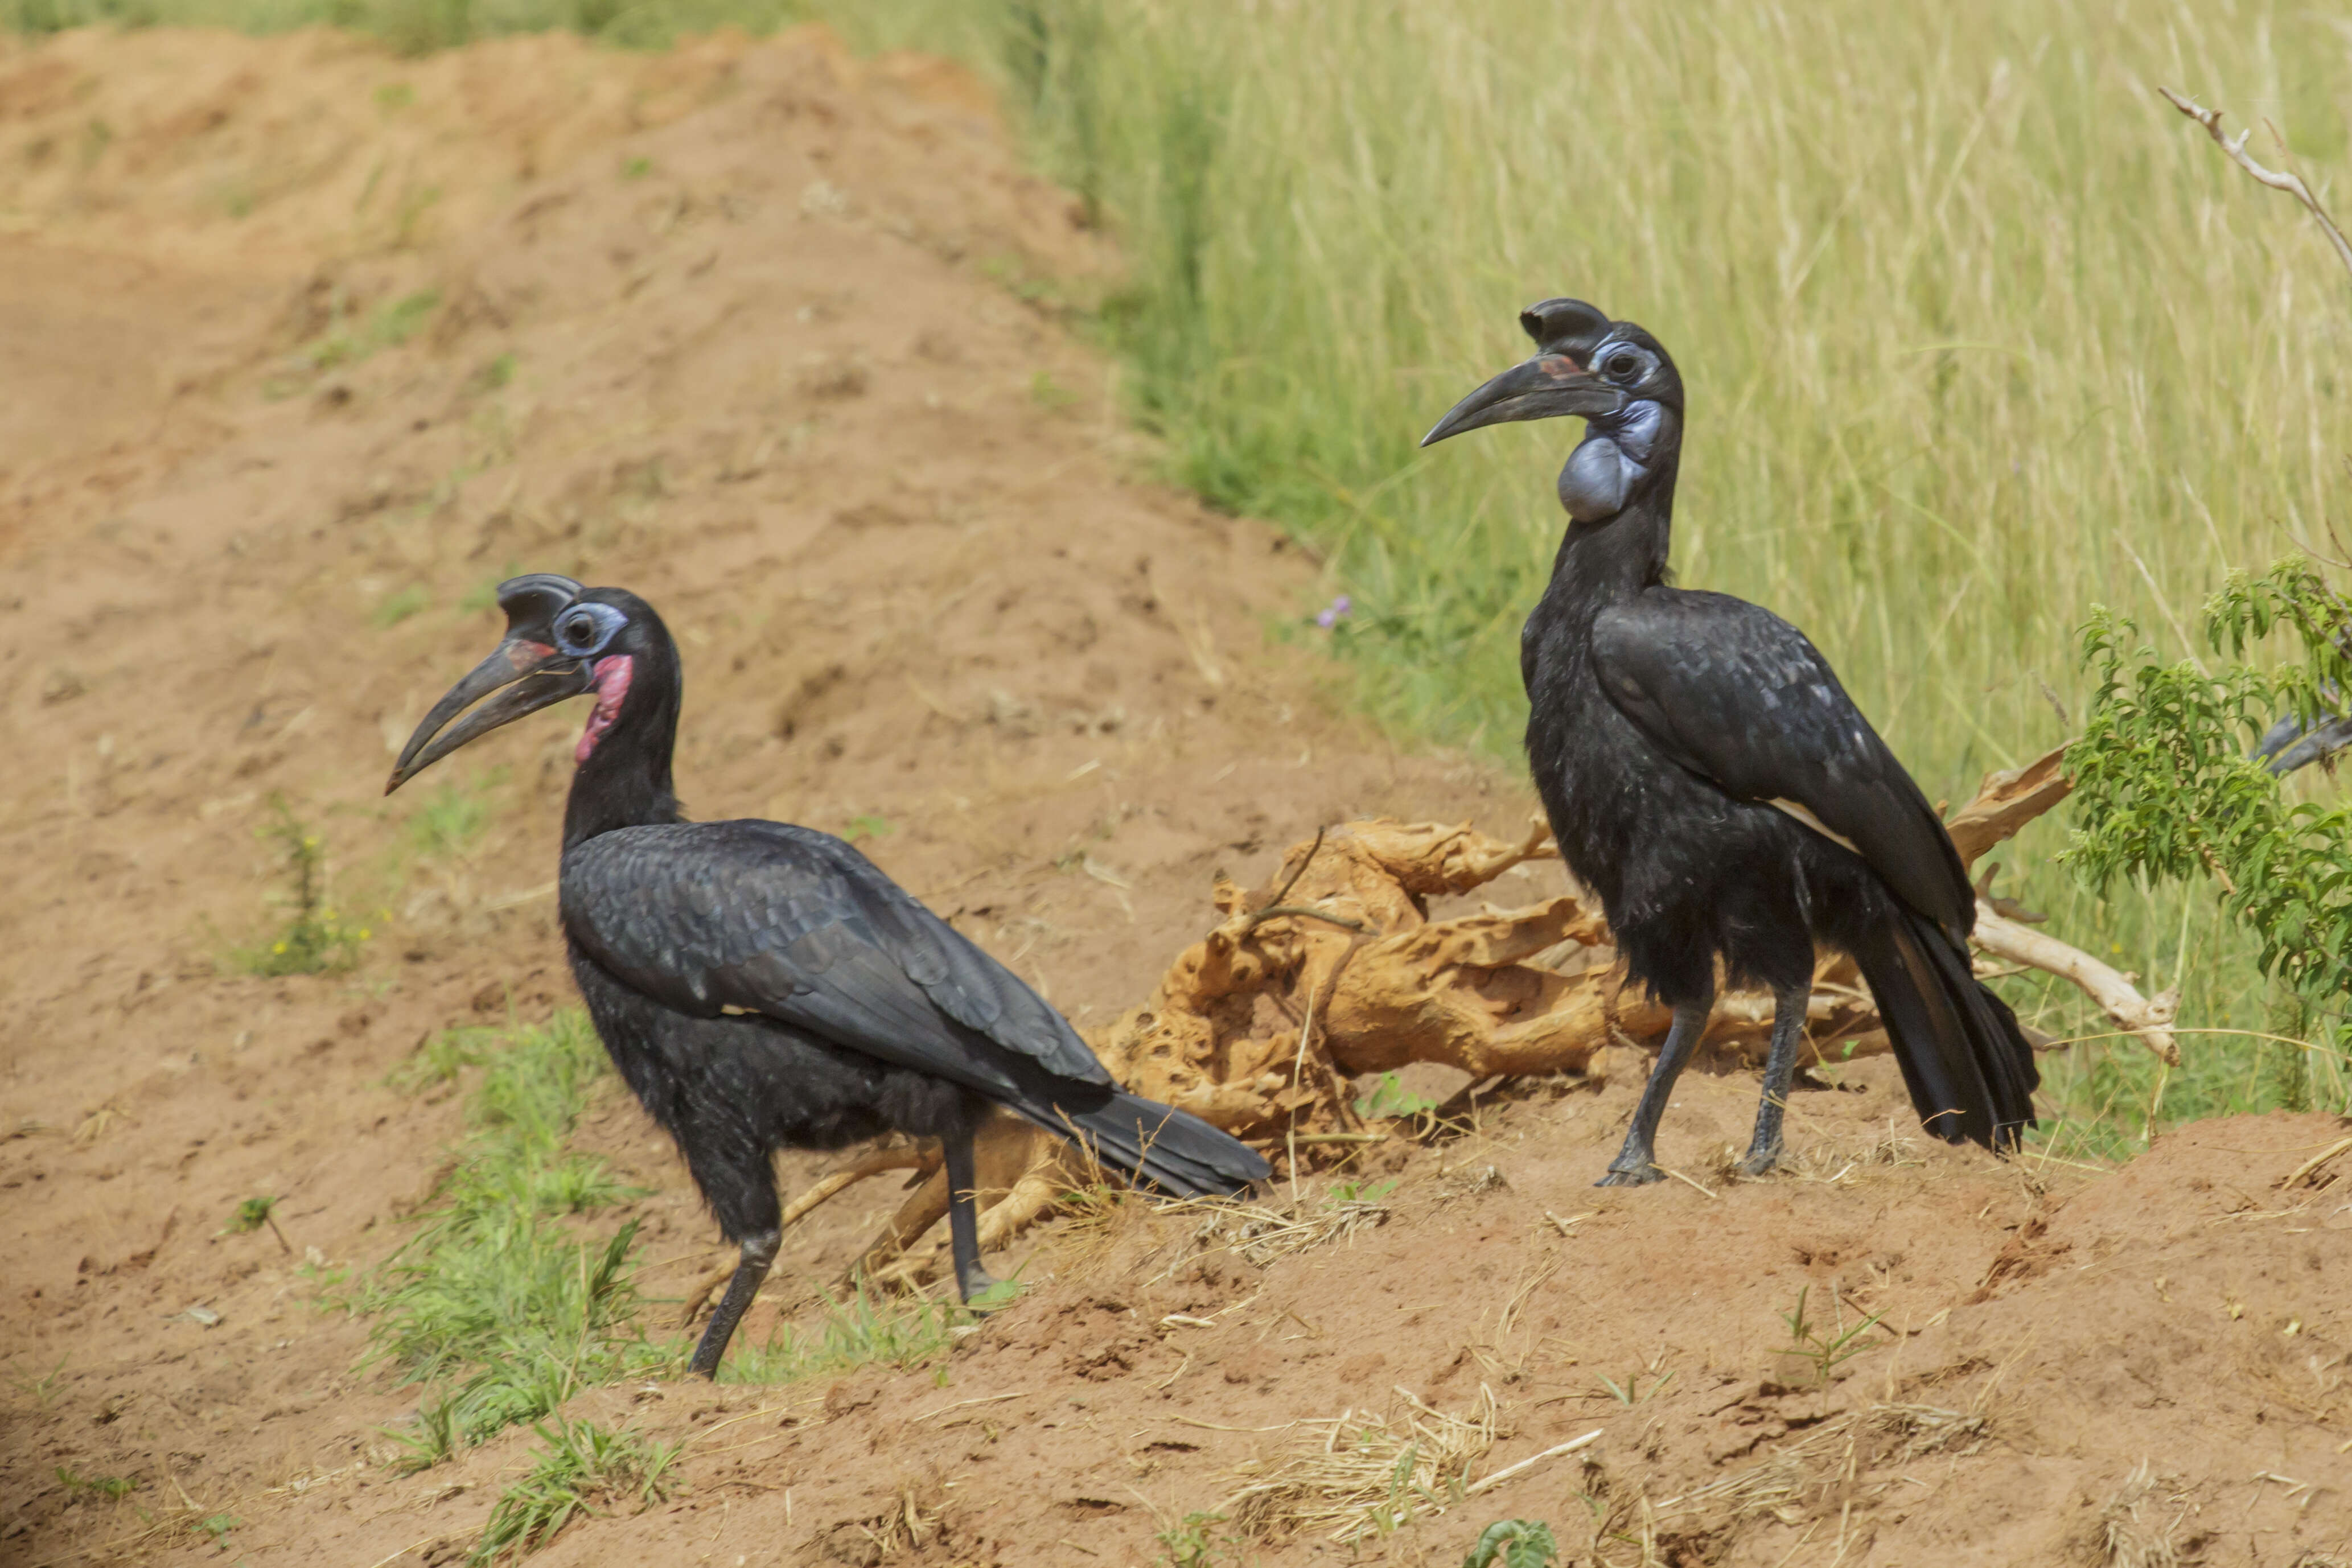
(1315, 594, 1353, 629)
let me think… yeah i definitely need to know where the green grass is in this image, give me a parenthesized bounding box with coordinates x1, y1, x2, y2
(54, 1467, 139, 1500)
(471, 1417, 679, 1565)
(356, 1011, 667, 1466)
(403, 774, 501, 861)
(713, 1289, 961, 1386)
(372, 583, 431, 628)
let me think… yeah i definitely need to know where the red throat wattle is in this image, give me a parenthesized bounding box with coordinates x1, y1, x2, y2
(577, 655, 634, 763)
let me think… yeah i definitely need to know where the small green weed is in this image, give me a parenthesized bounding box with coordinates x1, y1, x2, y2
(374, 81, 415, 112)
(55, 1467, 139, 1500)
(12, 1355, 69, 1411)
(1773, 1285, 1884, 1388)
(844, 813, 894, 843)
(372, 584, 431, 627)
(195, 1513, 240, 1545)
(387, 1024, 501, 1092)
(222, 1195, 291, 1253)
(1029, 369, 1079, 410)
(385, 1396, 462, 1475)
(472, 1417, 678, 1565)
(1155, 1509, 1243, 1568)
(1325, 1176, 1397, 1207)
(269, 287, 443, 393)
(404, 775, 500, 861)
(1464, 1518, 1559, 1568)
(716, 1290, 960, 1386)
(620, 155, 652, 180)
(1353, 1071, 1439, 1120)
(471, 352, 518, 394)
(235, 797, 371, 977)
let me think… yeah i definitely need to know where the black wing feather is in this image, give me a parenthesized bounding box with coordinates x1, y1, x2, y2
(561, 821, 1112, 1094)
(1591, 590, 1972, 938)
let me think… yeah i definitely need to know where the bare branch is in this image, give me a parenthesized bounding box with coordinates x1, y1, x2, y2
(2160, 86, 2352, 286)
(1972, 903, 2181, 1064)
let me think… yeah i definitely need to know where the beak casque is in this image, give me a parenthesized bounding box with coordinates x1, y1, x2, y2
(384, 574, 592, 793)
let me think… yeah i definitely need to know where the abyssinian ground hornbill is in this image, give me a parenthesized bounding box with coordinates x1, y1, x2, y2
(386, 575, 1268, 1374)
(1422, 300, 2038, 1186)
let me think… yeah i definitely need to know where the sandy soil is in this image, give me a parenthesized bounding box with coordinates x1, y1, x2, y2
(0, 25, 2346, 1568)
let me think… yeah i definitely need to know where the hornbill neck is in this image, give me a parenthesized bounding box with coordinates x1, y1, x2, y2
(561, 630, 685, 851)
(1548, 421, 1681, 616)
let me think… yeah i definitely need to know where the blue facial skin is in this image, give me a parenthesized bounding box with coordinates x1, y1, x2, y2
(1557, 398, 1662, 522)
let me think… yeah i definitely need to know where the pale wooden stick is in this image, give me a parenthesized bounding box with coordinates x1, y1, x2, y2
(1973, 903, 2180, 1065)
(1465, 1430, 1605, 1497)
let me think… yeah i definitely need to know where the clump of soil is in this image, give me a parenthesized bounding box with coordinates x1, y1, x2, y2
(0, 24, 2345, 1568)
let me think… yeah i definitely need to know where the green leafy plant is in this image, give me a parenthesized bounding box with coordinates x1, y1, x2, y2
(223, 1195, 291, 1253)
(2068, 558, 2352, 1113)
(471, 1417, 678, 1563)
(1353, 1071, 1440, 1120)
(1464, 1518, 1560, 1568)
(1154, 1509, 1243, 1568)
(236, 798, 370, 977)
(1325, 1176, 1398, 1207)
(1773, 1285, 1884, 1388)
(845, 813, 895, 843)
(195, 1512, 240, 1545)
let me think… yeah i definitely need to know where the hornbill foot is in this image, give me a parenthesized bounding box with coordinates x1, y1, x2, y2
(1736, 1143, 1786, 1178)
(953, 1269, 1010, 1310)
(1595, 1161, 1665, 1187)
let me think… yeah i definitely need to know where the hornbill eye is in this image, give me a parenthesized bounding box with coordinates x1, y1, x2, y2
(1603, 348, 1643, 382)
(555, 605, 623, 656)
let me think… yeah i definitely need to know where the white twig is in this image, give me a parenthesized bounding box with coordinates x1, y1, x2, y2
(1973, 902, 2181, 1065)
(1465, 1430, 1605, 1496)
(2160, 86, 2352, 285)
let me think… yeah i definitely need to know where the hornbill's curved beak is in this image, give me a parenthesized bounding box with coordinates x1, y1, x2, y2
(1420, 352, 1625, 446)
(385, 574, 591, 795)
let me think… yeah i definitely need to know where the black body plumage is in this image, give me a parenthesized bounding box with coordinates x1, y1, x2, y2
(386, 579, 1267, 1374)
(1424, 300, 2037, 1182)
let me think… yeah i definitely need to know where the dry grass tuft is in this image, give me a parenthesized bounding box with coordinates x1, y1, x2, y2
(2093, 1462, 2186, 1568)
(1649, 1402, 1988, 1541)
(1148, 1190, 1395, 1279)
(1219, 1384, 1498, 1544)
(1784, 1119, 1929, 1186)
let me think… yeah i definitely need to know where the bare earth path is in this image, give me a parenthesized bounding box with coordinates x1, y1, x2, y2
(0, 27, 2345, 1567)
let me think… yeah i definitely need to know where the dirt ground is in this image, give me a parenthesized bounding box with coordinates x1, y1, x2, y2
(0, 25, 2346, 1568)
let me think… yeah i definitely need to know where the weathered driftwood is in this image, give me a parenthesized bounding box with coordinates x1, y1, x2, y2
(737, 744, 2175, 1296)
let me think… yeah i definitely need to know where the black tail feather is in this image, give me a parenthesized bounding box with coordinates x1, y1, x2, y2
(1021, 1090, 1269, 1198)
(1852, 904, 2039, 1150)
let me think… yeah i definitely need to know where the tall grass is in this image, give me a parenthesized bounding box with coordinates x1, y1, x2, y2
(824, 0, 2352, 1133)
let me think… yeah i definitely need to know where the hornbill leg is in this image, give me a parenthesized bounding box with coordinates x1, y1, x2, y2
(942, 1123, 1001, 1304)
(1597, 991, 1714, 1187)
(1738, 981, 1814, 1176)
(688, 1228, 778, 1380)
